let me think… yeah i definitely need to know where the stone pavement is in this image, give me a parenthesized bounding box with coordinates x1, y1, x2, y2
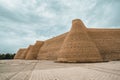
(0, 60, 120, 80)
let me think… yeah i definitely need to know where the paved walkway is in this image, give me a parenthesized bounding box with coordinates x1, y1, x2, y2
(0, 60, 120, 80)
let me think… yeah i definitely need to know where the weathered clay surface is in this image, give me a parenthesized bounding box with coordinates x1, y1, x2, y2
(25, 41, 44, 60)
(57, 19, 103, 62)
(88, 29, 120, 61)
(14, 19, 120, 62)
(15, 45, 33, 59)
(14, 48, 26, 59)
(37, 33, 67, 60)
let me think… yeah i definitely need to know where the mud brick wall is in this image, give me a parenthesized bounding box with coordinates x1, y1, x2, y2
(88, 29, 120, 61)
(14, 19, 120, 62)
(14, 48, 26, 59)
(57, 19, 103, 62)
(25, 41, 44, 60)
(19, 45, 33, 59)
(37, 33, 67, 60)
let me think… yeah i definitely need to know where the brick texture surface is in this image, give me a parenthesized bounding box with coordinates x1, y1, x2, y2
(14, 19, 120, 62)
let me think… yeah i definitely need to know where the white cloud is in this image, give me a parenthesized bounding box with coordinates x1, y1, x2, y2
(0, 0, 120, 53)
(0, 0, 22, 10)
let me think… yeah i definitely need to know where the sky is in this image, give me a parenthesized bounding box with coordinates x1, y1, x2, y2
(0, 0, 120, 53)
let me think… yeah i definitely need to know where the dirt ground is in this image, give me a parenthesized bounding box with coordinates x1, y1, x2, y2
(0, 60, 120, 80)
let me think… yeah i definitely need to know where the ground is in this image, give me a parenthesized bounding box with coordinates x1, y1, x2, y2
(0, 60, 120, 80)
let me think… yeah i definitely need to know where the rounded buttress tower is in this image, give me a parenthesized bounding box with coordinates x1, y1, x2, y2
(57, 19, 103, 62)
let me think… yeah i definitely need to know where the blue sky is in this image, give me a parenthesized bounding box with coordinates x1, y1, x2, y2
(0, 0, 120, 53)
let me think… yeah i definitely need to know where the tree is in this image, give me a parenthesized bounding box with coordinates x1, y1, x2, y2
(0, 53, 15, 59)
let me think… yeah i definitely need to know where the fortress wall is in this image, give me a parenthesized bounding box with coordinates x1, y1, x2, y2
(20, 45, 33, 59)
(14, 48, 26, 59)
(25, 41, 44, 60)
(88, 29, 120, 61)
(57, 19, 103, 62)
(14, 19, 120, 62)
(37, 32, 67, 60)
(24, 45, 34, 59)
